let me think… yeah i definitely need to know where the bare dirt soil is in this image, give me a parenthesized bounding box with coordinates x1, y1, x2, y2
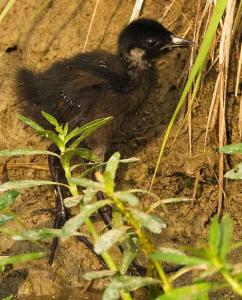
(0, 0, 241, 299)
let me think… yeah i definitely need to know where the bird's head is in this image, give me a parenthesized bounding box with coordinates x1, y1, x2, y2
(118, 18, 194, 63)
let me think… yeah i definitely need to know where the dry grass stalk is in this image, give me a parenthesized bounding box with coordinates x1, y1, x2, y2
(216, 0, 236, 217)
(0, 162, 49, 171)
(129, 0, 144, 23)
(171, 1, 212, 151)
(187, 0, 202, 156)
(82, 0, 100, 53)
(159, 0, 176, 22)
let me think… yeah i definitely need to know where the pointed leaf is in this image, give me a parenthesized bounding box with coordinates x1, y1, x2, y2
(19, 115, 45, 132)
(69, 177, 102, 190)
(115, 191, 139, 207)
(220, 143, 242, 154)
(103, 170, 114, 194)
(150, 248, 208, 266)
(130, 209, 166, 234)
(43, 130, 64, 151)
(103, 276, 160, 300)
(0, 148, 59, 158)
(64, 196, 83, 208)
(63, 123, 69, 137)
(41, 111, 60, 129)
(106, 152, 120, 181)
(0, 252, 44, 266)
(83, 270, 117, 280)
(155, 282, 218, 300)
(103, 152, 121, 194)
(66, 117, 113, 144)
(0, 214, 14, 225)
(224, 163, 242, 180)
(94, 227, 129, 254)
(62, 148, 100, 164)
(0, 190, 19, 210)
(1, 295, 13, 300)
(208, 216, 221, 256)
(219, 215, 233, 262)
(1, 228, 63, 241)
(69, 117, 113, 149)
(0, 180, 67, 192)
(62, 200, 112, 237)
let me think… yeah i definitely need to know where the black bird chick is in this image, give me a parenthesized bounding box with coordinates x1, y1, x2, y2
(16, 18, 193, 266)
(17, 18, 193, 160)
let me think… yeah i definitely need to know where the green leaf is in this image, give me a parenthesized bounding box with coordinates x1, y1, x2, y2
(94, 227, 129, 254)
(150, 248, 208, 266)
(0, 148, 59, 158)
(41, 111, 59, 129)
(69, 117, 113, 149)
(130, 209, 166, 234)
(208, 216, 221, 256)
(114, 191, 139, 207)
(62, 200, 112, 237)
(219, 215, 233, 262)
(64, 196, 83, 208)
(63, 123, 69, 137)
(224, 163, 242, 180)
(19, 115, 45, 132)
(0, 252, 44, 266)
(103, 276, 160, 300)
(43, 130, 64, 151)
(69, 177, 102, 190)
(219, 143, 242, 154)
(103, 170, 114, 194)
(1, 228, 63, 241)
(83, 270, 117, 280)
(106, 152, 120, 182)
(103, 152, 121, 194)
(0, 180, 66, 192)
(62, 148, 100, 164)
(66, 117, 112, 143)
(0, 214, 14, 225)
(1, 295, 13, 300)
(0, 190, 19, 210)
(155, 282, 218, 300)
(83, 187, 97, 204)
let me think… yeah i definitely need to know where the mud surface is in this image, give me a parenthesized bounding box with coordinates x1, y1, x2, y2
(0, 0, 241, 299)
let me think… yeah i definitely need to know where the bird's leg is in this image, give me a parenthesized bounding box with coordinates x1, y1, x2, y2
(47, 144, 108, 268)
(48, 143, 68, 265)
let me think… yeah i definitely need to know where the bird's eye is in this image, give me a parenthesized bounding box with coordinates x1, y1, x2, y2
(146, 39, 156, 47)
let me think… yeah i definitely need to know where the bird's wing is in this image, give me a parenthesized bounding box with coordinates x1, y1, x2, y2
(57, 71, 110, 126)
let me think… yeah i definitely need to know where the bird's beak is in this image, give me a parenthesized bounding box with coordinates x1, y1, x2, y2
(170, 35, 196, 48)
(160, 35, 196, 51)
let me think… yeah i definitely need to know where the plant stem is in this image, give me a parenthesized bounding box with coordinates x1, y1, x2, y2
(61, 157, 132, 299)
(111, 194, 171, 291)
(222, 271, 242, 296)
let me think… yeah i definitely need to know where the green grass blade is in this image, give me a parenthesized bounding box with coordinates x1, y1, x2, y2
(0, 0, 16, 23)
(150, 0, 228, 191)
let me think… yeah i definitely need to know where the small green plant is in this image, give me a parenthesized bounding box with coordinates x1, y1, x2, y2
(220, 143, 242, 179)
(0, 114, 241, 299)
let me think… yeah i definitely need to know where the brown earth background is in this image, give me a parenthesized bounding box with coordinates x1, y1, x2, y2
(0, 0, 241, 299)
